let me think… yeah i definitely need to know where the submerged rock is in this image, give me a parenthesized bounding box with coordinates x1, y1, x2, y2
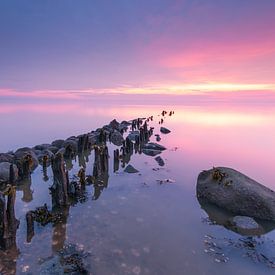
(160, 127, 171, 134)
(124, 164, 139, 173)
(230, 216, 263, 235)
(197, 167, 275, 221)
(155, 156, 165, 167)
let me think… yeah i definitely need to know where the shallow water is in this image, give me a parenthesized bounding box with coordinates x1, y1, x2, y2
(1, 95, 275, 274)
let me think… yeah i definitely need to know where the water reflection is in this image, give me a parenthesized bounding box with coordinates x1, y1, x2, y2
(1, 98, 275, 273)
(198, 199, 275, 236)
(0, 186, 19, 274)
(0, 113, 166, 274)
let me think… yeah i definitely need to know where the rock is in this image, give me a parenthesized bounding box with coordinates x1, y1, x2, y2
(124, 164, 139, 173)
(34, 149, 42, 156)
(155, 156, 165, 166)
(120, 121, 130, 131)
(143, 142, 166, 151)
(229, 216, 263, 235)
(56, 148, 66, 156)
(110, 130, 124, 146)
(0, 153, 14, 163)
(109, 119, 120, 130)
(197, 167, 275, 221)
(88, 132, 98, 146)
(51, 139, 65, 149)
(160, 127, 171, 134)
(0, 162, 18, 183)
(33, 144, 51, 151)
(63, 139, 77, 152)
(127, 131, 140, 141)
(155, 134, 161, 142)
(142, 149, 162, 157)
(67, 136, 78, 141)
(121, 120, 131, 126)
(47, 146, 59, 154)
(14, 147, 39, 172)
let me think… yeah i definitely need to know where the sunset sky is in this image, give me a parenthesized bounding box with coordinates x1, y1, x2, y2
(1, 0, 275, 95)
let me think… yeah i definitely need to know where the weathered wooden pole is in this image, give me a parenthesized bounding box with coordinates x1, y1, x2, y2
(0, 187, 19, 250)
(26, 211, 34, 243)
(113, 149, 120, 173)
(50, 153, 69, 208)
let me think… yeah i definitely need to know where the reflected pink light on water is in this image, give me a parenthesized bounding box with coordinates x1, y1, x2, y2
(0, 103, 79, 114)
(1, 96, 275, 189)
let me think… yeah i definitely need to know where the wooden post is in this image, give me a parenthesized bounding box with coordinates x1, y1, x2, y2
(26, 211, 34, 243)
(51, 153, 69, 208)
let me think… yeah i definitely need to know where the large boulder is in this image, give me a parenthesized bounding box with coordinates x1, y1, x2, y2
(197, 167, 275, 221)
(0, 162, 19, 183)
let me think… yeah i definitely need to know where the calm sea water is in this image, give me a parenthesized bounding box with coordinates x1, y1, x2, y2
(1, 94, 275, 274)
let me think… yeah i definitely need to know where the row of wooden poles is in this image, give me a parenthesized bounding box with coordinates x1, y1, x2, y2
(0, 118, 153, 251)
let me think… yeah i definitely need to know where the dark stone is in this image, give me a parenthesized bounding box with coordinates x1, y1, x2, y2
(155, 156, 165, 167)
(197, 167, 275, 221)
(110, 130, 124, 146)
(14, 148, 39, 178)
(124, 164, 139, 173)
(47, 146, 59, 154)
(155, 134, 161, 142)
(142, 149, 162, 157)
(109, 119, 120, 130)
(51, 139, 65, 149)
(143, 142, 166, 151)
(160, 127, 171, 134)
(0, 153, 14, 163)
(33, 144, 51, 151)
(127, 131, 140, 141)
(0, 162, 19, 183)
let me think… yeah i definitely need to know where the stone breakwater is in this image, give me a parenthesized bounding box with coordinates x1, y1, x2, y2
(0, 111, 173, 252)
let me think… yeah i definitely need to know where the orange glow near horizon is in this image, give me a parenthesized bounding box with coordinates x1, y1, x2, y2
(1, 82, 275, 98)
